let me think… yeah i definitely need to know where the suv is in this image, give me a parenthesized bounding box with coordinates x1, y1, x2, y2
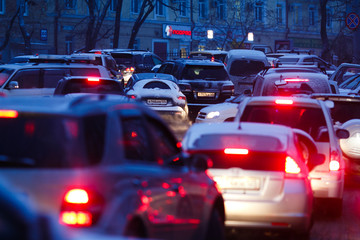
(0, 63, 112, 96)
(0, 95, 225, 239)
(188, 50, 228, 63)
(235, 96, 349, 217)
(54, 76, 124, 95)
(90, 49, 164, 83)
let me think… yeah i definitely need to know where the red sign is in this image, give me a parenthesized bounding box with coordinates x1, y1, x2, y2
(163, 25, 191, 40)
(346, 12, 360, 30)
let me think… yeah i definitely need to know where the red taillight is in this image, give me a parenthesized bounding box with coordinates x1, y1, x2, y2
(0, 110, 18, 118)
(129, 95, 137, 99)
(284, 78, 309, 82)
(126, 67, 135, 72)
(60, 211, 92, 226)
(65, 189, 89, 204)
(275, 99, 293, 105)
(94, 51, 102, 54)
(178, 96, 186, 101)
(87, 77, 100, 82)
(224, 148, 249, 155)
(329, 150, 340, 171)
(285, 156, 301, 174)
(211, 56, 215, 62)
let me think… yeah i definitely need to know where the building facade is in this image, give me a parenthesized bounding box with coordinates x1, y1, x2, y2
(0, 0, 352, 63)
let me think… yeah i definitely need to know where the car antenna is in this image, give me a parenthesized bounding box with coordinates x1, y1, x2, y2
(238, 122, 242, 129)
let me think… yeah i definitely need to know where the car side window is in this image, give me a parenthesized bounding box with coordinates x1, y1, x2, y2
(121, 117, 153, 162)
(144, 55, 153, 65)
(83, 114, 106, 165)
(43, 69, 68, 88)
(158, 63, 174, 74)
(145, 117, 182, 165)
(152, 56, 163, 65)
(8, 69, 40, 89)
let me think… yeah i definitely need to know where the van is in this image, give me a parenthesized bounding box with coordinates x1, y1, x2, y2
(224, 49, 270, 95)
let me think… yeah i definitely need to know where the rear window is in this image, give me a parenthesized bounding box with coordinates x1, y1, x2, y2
(331, 101, 360, 124)
(111, 53, 142, 66)
(189, 149, 286, 171)
(229, 60, 265, 76)
(62, 79, 123, 95)
(240, 105, 329, 142)
(0, 114, 105, 168)
(181, 65, 229, 80)
(69, 68, 101, 77)
(278, 58, 300, 64)
(143, 81, 170, 89)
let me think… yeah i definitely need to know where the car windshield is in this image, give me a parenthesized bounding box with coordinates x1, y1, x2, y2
(63, 79, 123, 94)
(338, 73, 360, 90)
(278, 57, 300, 64)
(240, 105, 329, 142)
(229, 60, 265, 76)
(111, 53, 141, 66)
(331, 101, 360, 124)
(182, 65, 229, 80)
(0, 114, 105, 168)
(0, 68, 14, 87)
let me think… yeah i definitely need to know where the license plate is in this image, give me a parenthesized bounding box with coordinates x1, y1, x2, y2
(197, 92, 215, 97)
(226, 177, 260, 190)
(147, 99, 167, 105)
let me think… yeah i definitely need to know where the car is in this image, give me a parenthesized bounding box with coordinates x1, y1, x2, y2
(277, 54, 336, 76)
(253, 66, 335, 96)
(54, 76, 124, 95)
(69, 53, 120, 79)
(182, 122, 324, 238)
(90, 49, 164, 84)
(0, 95, 225, 239)
(234, 96, 349, 217)
(337, 72, 360, 95)
(157, 59, 234, 120)
(311, 94, 360, 175)
(0, 62, 112, 96)
(195, 95, 246, 123)
(328, 63, 360, 86)
(188, 50, 228, 63)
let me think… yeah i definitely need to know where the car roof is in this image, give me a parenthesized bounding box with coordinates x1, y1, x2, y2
(189, 50, 228, 55)
(0, 95, 140, 116)
(227, 49, 268, 61)
(0, 62, 108, 70)
(167, 59, 225, 66)
(311, 93, 360, 101)
(184, 122, 291, 150)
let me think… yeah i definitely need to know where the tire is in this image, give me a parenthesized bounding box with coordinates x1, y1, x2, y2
(124, 218, 147, 238)
(205, 209, 225, 240)
(327, 198, 343, 218)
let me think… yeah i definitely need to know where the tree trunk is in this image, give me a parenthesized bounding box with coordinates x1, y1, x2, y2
(54, 0, 60, 54)
(113, 0, 123, 48)
(0, 7, 20, 51)
(320, 0, 330, 61)
(85, 0, 96, 51)
(18, 0, 32, 54)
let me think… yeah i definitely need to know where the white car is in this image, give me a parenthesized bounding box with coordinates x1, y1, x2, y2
(183, 122, 324, 238)
(235, 96, 350, 217)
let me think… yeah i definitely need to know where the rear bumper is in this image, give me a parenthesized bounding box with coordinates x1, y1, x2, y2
(310, 171, 344, 199)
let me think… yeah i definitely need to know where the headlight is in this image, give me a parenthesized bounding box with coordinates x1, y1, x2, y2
(206, 111, 220, 119)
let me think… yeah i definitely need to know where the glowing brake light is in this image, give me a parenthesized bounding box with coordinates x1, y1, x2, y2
(87, 77, 100, 82)
(60, 211, 92, 226)
(224, 148, 249, 155)
(329, 160, 340, 171)
(0, 110, 18, 118)
(285, 156, 301, 174)
(178, 96, 186, 101)
(275, 99, 294, 105)
(65, 189, 89, 204)
(211, 56, 215, 62)
(284, 78, 309, 82)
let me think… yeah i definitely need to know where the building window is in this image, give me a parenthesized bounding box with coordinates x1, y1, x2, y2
(65, 36, 73, 55)
(217, 0, 226, 20)
(199, 0, 207, 19)
(309, 6, 315, 26)
(0, 0, 4, 14)
(131, 0, 141, 14)
(326, 7, 332, 27)
(293, 4, 302, 25)
(64, 0, 76, 9)
(255, 1, 263, 22)
(276, 3, 283, 24)
(234, 0, 241, 20)
(179, 0, 187, 17)
(156, 0, 164, 16)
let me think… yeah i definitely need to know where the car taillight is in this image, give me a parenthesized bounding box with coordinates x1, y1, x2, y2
(0, 110, 18, 118)
(178, 96, 186, 101)
(284, 78, 309, 82)
(222, 85, 234, 91)
(125, 67, 135, 72)
(128, 95, 137, 99)
(329, 150, 341, 171)
(87, 77, 100, 82)
(60, 188, 104, 227)
(285, 156, 306, 178)
(275, 99, 293, 105)
(211, 56, 215, 62)
(224, 148, 249, 155)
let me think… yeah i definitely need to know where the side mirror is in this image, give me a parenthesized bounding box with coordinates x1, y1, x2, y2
(307, 153, 326, 172)
(189, 154, 211, 172)
(336, 128, 350, 139)
(8, 81, 19, 90)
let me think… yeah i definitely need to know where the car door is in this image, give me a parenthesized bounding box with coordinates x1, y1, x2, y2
(145, 115, 209, 240)
(4, 69, 43, 96)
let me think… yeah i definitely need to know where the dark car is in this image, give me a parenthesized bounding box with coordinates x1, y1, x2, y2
(0, 95, 225, 239)
(54, 76, 124, 95)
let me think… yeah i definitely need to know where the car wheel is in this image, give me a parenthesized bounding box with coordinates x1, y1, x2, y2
(327, 198, 343, 218)
(205, 209, 225, 240)
(124, 218, 147, 238)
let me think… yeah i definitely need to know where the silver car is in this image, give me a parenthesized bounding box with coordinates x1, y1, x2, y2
(183, 122, 324, 237)
(235, 96, 349, 217)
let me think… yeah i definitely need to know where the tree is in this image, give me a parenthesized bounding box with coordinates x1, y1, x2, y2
(112, 0, 123, 49)
(0, 7, 20, 51)
(320, 0, 331, 61)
